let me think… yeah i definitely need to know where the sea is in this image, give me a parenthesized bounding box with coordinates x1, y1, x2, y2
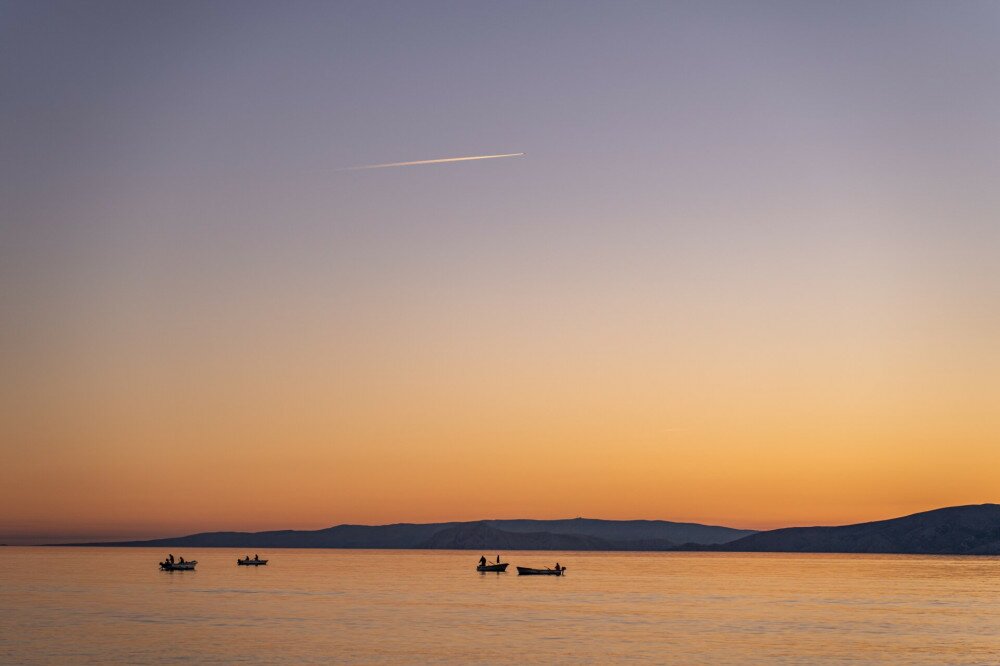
(2, 547, 999, 664)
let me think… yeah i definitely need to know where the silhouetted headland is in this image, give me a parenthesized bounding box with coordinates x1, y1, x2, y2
(65, 518, 753, 550)
(57, 504, 1000, 554)
(686, 504, 1000, 555)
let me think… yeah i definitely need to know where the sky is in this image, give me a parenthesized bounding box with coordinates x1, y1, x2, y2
(1, 1, 998, 544)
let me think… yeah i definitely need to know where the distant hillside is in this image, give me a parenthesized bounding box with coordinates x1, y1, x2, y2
(69, 517, 754, 549)
(89, 523, 456, 549)
(715, 504, 1000, 555)
(71, 505, 1000, 554)
(419, 523, 620, 550)
(484, 518, 753, 545)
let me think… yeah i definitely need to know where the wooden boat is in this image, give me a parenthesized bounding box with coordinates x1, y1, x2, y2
(476, 562, 509, 572)
(237, 558, 268, 566)
(159, 560, 197, 571)
(516, 566, 565, 576)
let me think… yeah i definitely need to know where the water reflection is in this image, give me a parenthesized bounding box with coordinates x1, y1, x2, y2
(1, 548, 999, 663)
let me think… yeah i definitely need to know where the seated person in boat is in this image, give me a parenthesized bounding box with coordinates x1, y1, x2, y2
(554, 562, 561, 571)
(479, 555, 487, 567)
(254, 554, 259, 561)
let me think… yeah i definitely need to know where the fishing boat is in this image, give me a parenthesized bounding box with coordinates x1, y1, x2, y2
(476, 562, 509, 572)
(516, 566, 565, 576)
(159, 560, 197, 571)
(237, 557, 268, 566)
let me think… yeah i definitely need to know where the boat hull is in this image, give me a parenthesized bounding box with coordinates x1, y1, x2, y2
(476, 563, 509, 572)
(516, 566, 564, 576)
(237, 560, 268, 566)
(159, 561, 197, 571)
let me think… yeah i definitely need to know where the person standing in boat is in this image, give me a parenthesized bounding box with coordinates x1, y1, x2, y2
(496, 555, 501, 564)
(479, 555, 487, 567)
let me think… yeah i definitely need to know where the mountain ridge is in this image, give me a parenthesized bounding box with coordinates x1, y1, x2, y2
(709, 503, 1000, 555)
(62, 517, 754, 549)
(57, 504, 1000, 555)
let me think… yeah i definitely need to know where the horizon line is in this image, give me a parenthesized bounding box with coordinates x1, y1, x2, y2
(9, 502, 998, 546)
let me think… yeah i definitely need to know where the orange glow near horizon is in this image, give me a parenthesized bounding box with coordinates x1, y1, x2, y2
(3, 279, 997, 541)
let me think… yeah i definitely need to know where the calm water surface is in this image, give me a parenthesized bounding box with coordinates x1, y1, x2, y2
(2, 548, 999, 664)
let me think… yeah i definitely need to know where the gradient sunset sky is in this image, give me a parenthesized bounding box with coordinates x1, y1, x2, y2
(2, 1, 999, 543)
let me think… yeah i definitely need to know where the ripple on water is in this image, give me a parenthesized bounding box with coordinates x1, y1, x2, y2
(1, 549, 1000, 664)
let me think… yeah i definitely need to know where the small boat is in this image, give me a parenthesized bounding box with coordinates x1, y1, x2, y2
(159, 560, 197, 571)
(476, 562, 509, 572)
(516, 566, 565, 576)
(237, 557, 268, 566)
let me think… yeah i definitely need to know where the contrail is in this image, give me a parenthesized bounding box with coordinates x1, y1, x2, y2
(340, 152, 524, 171)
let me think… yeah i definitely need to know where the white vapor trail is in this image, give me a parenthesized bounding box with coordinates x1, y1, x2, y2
(340, 152, 524, 171)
